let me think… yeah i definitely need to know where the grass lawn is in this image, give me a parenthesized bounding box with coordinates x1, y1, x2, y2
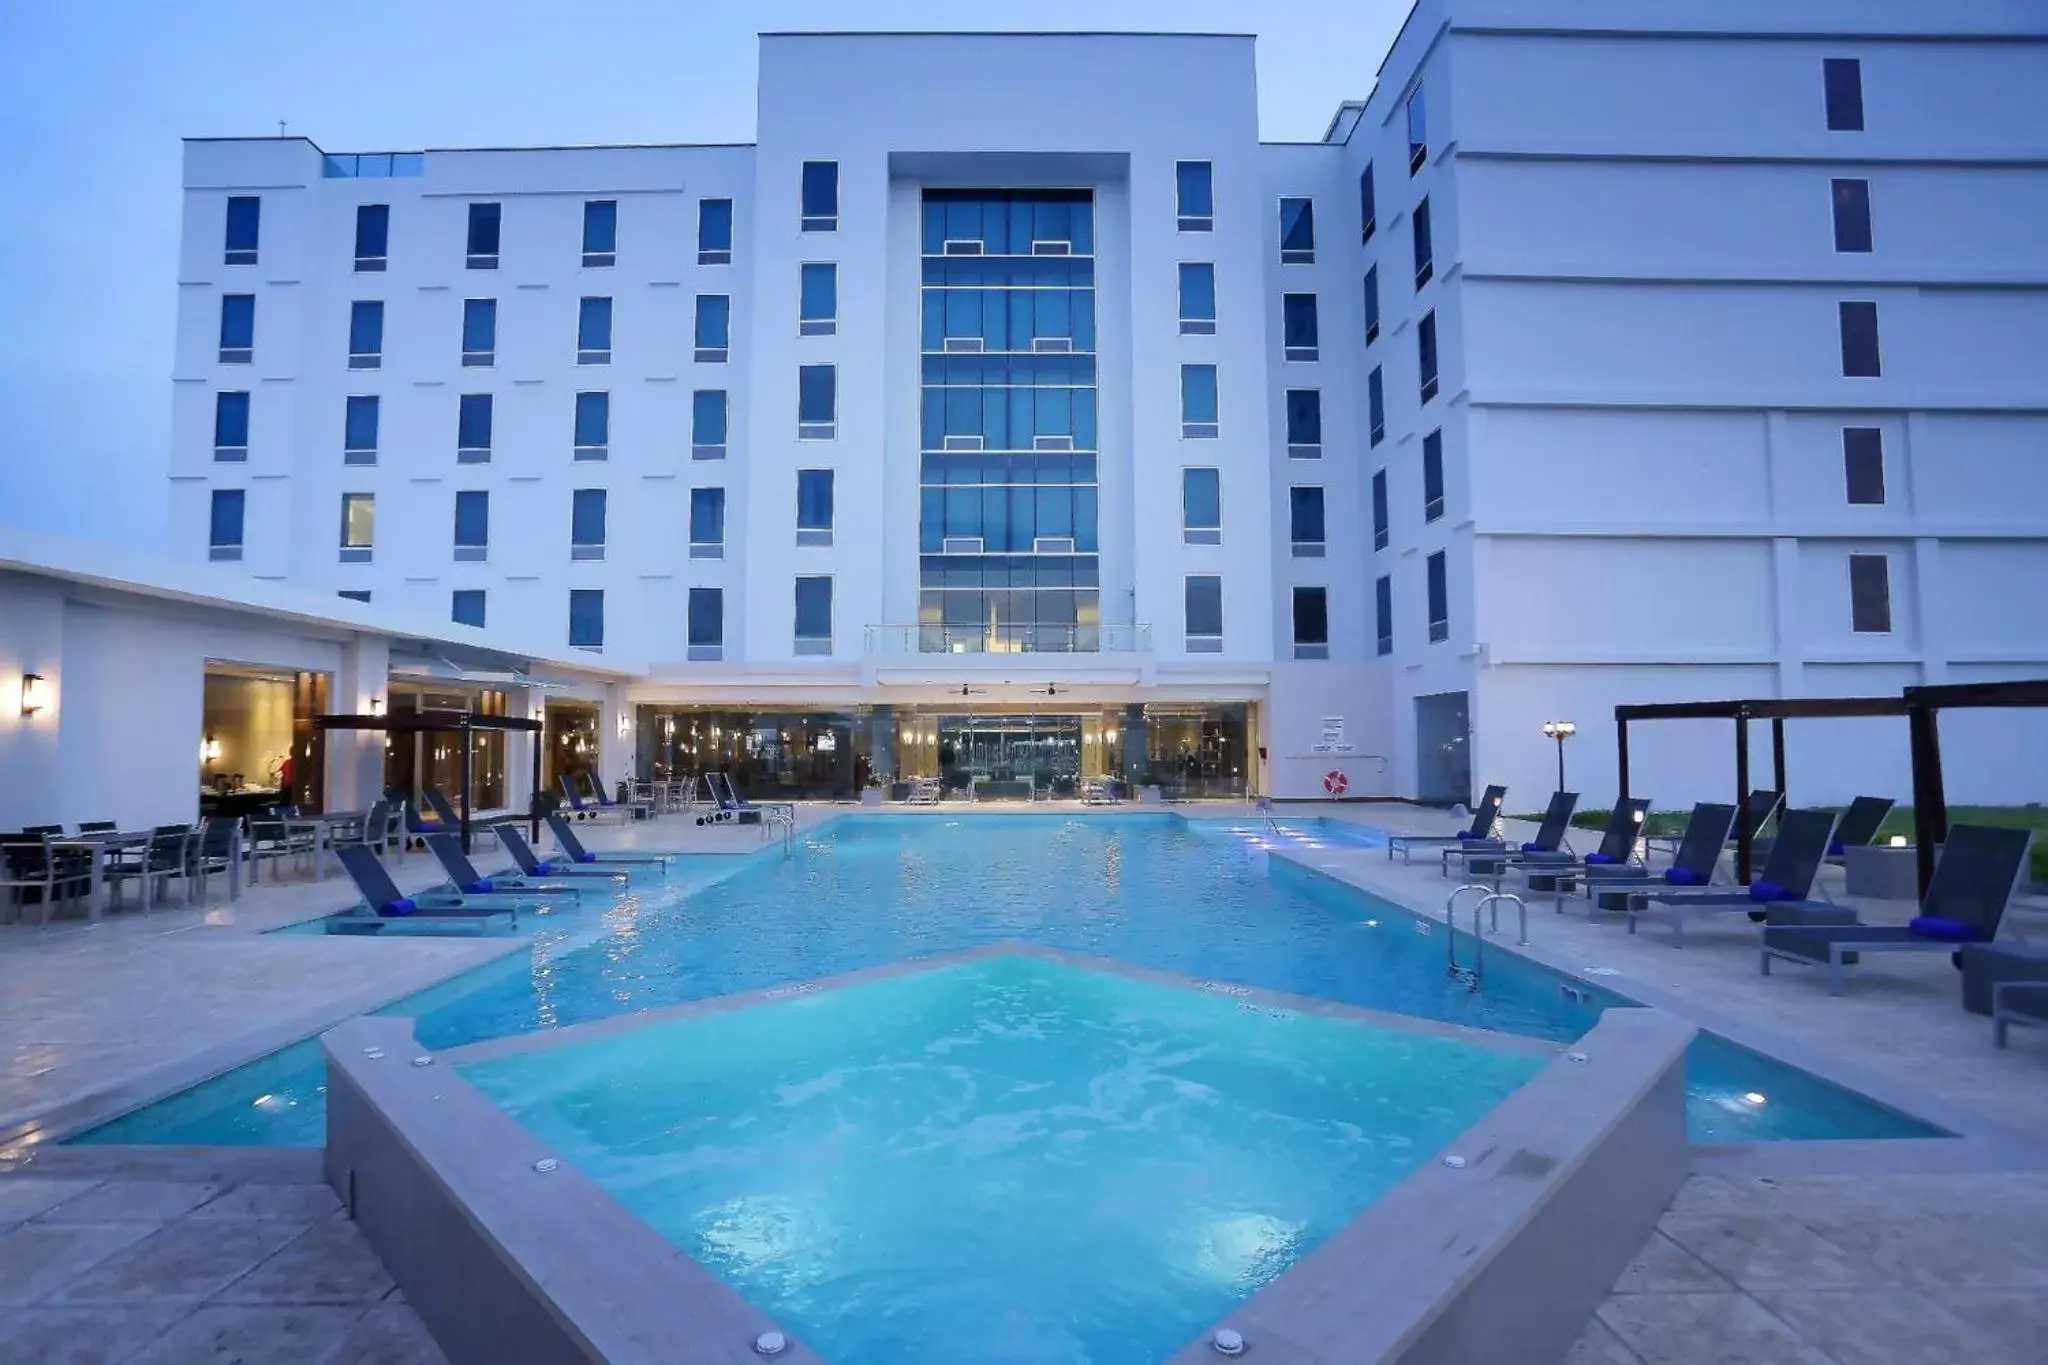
(1512, 803, 2047, 881)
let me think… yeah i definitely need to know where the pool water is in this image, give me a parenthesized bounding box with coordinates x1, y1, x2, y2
(72, 814, 1938, 1147)
(462, 952, 1544, 1364)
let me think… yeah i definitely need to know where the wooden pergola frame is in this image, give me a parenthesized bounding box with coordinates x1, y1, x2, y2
(314, 710, 543, 854)
(1902, 678, 2048, 895)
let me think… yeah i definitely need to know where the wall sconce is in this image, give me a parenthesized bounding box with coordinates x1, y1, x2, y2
(369, 696, 385, 715)
(202, 735, 223, 763)
(617, 712, 632, 738)
(20, 673, 49, 716)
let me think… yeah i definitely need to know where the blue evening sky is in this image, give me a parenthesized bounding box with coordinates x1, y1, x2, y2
(0, 1, 1409, 545)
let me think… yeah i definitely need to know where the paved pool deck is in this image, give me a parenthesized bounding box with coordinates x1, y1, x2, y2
(2, 799, 2045, 1363)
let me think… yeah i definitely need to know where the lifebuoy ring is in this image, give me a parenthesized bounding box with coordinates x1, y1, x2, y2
(1323, 769, 1349, 797)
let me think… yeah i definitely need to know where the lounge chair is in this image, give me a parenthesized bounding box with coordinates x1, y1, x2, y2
(423, 787, 497, 847)
(1386, 785, 1507, 863)
(494, 823, 629, 887)
(1627, 808, 1845, 946)
(1760, 825, 2034, 996)
(1585, 802, 1737, 914)
(544, 811, 671, 869)
(1957, 942, 2048, 1017)
(1442, 790, 1577, 879)
(1664, 788, 1781, 860)
(1824, 795, 1895, 862)
(695, 773, 793, 832)
(582, 774, 653, 821)
(424, 833, 591, 899)
(1993, 982, 2048, 1049)
(559, 774, 626, 823)
(334, 845, 523, 927)
(1507, 798, 1651, 907)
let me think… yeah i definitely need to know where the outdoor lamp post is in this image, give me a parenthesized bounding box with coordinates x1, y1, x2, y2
(1541, 719, 1576, 792)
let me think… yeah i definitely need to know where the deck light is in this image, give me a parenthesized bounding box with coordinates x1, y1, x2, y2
(19, 672, 49, 716)
(1541, 719, 1576, 792)
(1743, 1092, 1767, 1106)
(1888, 835, 1907, 847)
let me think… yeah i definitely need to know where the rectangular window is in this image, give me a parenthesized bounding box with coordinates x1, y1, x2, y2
(1427, 550, 1449, 642)
(1407, 83, 1428, 173)
(1177, 262, 1216, 334)
(1286, 389, 1322, 458)
(1824, 57, 1864, 131)
(1839, 301, 1881, 377)
(1375, 575, 1393, 655)
(694, 294, 730, 362)
(797, 363, 837, 439)
(1185, 575, 1223, 653)
(338, 590, 371, 604)
(1418, 310, 1439, 403)
(578, 296, 612, 364)
(582, 199, 617, 267)
(340, 492, 375, 561)
(1282, 293, 1319, 362)
(218, 294, 254, 363)
(1360, 162, 1377, 243)
(208, 488, 244, 559)
(223, 196, 259, 265)
(689, 486, 725, 558)
(466, 202, 501, 268)
(1849, 553, 1891, 633)
(1176, 160, 1214, 231)
(1412, 196, 1434, 289)
(800, 160, 838, 231)
(213, 391, 250, 461)
(570, 488, 607, 560)
(1372, 469, 1389, 550)
(1423, 428, 1445, 522)
(1844, 427, 1885, 505)
(348, 300, 383, 369)
(574, 391, 610, 461)
(1290, 486, 1326, 558)
(794, 575, 833, 653)
(451, 589, 486, 628)
(1292, 586, 1329, 659)
(457, 393, 493, 463)
(1368, 365, 1385, 445)
(692, 389, 727, 460)
(568, 588, 604, 649)
(1831, 178, 1873, 253)
(1180, 363, 1219, 438)
(697, 198, 733, 265)
(1279, 196, 1316, 264)
(799, 263, 838, 336)
(687, 587, 723, 660)
(354, 204, 389, 271)
(1363, 266, 1380, 344)
(1182, 467, 1221, 545)
(462, 297, 496, 366)
(344, 395, 378, 464)
(796, 469, 835, 546)
(453, 490, 489, 559)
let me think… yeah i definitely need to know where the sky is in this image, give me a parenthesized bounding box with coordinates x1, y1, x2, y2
(0, 0, 1412, 546)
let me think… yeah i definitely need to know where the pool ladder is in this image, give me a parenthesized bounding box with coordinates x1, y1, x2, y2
(1256, 795, 1278, 841)
(1442, 885, 1529, 992)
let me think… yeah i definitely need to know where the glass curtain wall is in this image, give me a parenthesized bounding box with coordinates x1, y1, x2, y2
(381, 686, 509, 813)
(640, 709, 868, 800)
(544, 701, 600, 797)
(919, 189, 1099, 652)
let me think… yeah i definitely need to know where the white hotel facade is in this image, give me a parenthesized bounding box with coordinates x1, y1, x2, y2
(126, 0, 2048, 811)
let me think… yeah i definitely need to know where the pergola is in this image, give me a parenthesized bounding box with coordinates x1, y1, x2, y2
(1903, 678, 2048, 895)
(1614, 695, 1908, 884)
(314, 710, 543, 853)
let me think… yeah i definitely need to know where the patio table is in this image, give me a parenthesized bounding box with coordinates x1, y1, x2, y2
(288, 811, 367, 883)
(48, 831, 152, 922)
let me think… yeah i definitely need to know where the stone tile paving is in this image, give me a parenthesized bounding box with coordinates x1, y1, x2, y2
(0, 1174, 444, 1364)
(1567, 1172, 2048, 1364)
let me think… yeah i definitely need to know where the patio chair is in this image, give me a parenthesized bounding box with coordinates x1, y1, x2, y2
(1442, 790, 1577, 879)
(1992, 981, 2048, 1049)
(247, 808, 316, 881)
(332, 799, 393, 857)
(544, 811, 671, 868)
(190, 816, 244, 903)
(1760, 825, 2034, 996)
(1627, 808, 1844, 946)
(907, 776, 945, 806)
(76, 821, 117, 835)
(494, 823, 630, 886)
(1, 835, 90, 927)
(103, 824, 196, 912)
(1385, 785, 1507, 863)
(333, 845, 523, 927)
(424, 833, 589, 898)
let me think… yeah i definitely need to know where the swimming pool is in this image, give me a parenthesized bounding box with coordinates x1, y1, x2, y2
(72, 813, 1938, 1146)
(462, 951, 1544, 1363)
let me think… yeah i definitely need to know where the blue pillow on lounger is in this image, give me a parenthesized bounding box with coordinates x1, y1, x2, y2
(384, 897, 417, 917)
(1827, 839, 1846, 857)
(1909, 916, 1980, 942)
(1748, 881, 1788, 902)
(531, 860, 554, 875)
(576, 852, 597, 864)
(1664, 866, 1705, 886)
(466, 878, 495, 894)
(1521, 841, 1545, 852)
(1586, 853, 1618, 865)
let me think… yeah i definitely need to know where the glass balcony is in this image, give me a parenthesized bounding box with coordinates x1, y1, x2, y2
(864, 623, 1152, 656)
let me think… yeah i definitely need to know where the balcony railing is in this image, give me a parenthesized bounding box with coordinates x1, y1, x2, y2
(864, 623, 1153, 656)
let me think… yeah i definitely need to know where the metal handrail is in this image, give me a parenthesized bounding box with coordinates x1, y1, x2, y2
(862, 622, 1154, 656)
(1444, 884, 1492, 989)
(1478, 891, 1529, 948)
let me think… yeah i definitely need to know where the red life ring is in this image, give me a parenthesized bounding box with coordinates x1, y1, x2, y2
(1323, 769, 1349, 797)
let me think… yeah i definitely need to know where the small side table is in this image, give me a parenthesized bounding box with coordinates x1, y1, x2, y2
(1841, 844, 1920, 899)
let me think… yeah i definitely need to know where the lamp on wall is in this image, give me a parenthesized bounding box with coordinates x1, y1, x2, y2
(369, 696, 385, 715)
(20, 673, 49, 716)
(1540, 719, 1577, 793)
(202, 735, 223, 764)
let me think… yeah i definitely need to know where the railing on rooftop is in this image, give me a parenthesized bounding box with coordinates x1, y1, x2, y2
(864, 623, 1153, 656)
